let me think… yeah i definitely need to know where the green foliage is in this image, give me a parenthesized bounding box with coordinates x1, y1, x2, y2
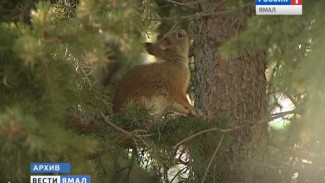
(220, 0, 325, 182)
(105, 106, 227, 182)
(0, 0, 155, 182)
(1, 0, 325, 182)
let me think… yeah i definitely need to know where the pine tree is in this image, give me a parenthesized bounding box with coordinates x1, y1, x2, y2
(1, 0, 325, 183)
(193, 1, 268, 182)
(0, 0, 156, 182)
(218, 0, 325, 182)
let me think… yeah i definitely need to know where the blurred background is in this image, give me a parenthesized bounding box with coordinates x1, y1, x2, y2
(0, 0, 324, 182)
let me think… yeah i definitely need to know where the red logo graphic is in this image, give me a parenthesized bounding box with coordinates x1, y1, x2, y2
(291, 0, 302, 5)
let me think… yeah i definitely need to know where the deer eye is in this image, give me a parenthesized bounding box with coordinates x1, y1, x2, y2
(177, 32, 183, 39)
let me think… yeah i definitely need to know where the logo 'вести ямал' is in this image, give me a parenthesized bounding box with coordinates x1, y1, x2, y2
(30, 163, 91, 183)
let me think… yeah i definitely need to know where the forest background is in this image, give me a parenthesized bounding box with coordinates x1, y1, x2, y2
(0, 0, 325, 182)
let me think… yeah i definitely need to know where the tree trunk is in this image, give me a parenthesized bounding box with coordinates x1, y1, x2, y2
(193, 1, 268, 182)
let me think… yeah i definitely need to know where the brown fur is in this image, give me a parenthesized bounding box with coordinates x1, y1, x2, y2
(113, 30, 199, 116)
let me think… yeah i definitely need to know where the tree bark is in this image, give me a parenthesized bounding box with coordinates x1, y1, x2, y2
(193, 1, 268, 182)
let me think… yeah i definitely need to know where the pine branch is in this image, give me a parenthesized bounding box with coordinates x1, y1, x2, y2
(67, 107, 101, 132)
(271, 110, 297, 118)
(101, 113, 151, 147)
(200, 133, 225, 183)
(161, 0, 208, 9)
(20, 0, 34, 24)
(67, 107, 154, 148)
(76, 61, 92, 87)
(68, 105, 298, 148)
(152, 1, 253, 22)
(150, 10, 233, 21)
(162, 0, 192, 7)
(170, 166, 189, 182)
(161, 0, 222, 9)
(173, 110, 298, 148)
